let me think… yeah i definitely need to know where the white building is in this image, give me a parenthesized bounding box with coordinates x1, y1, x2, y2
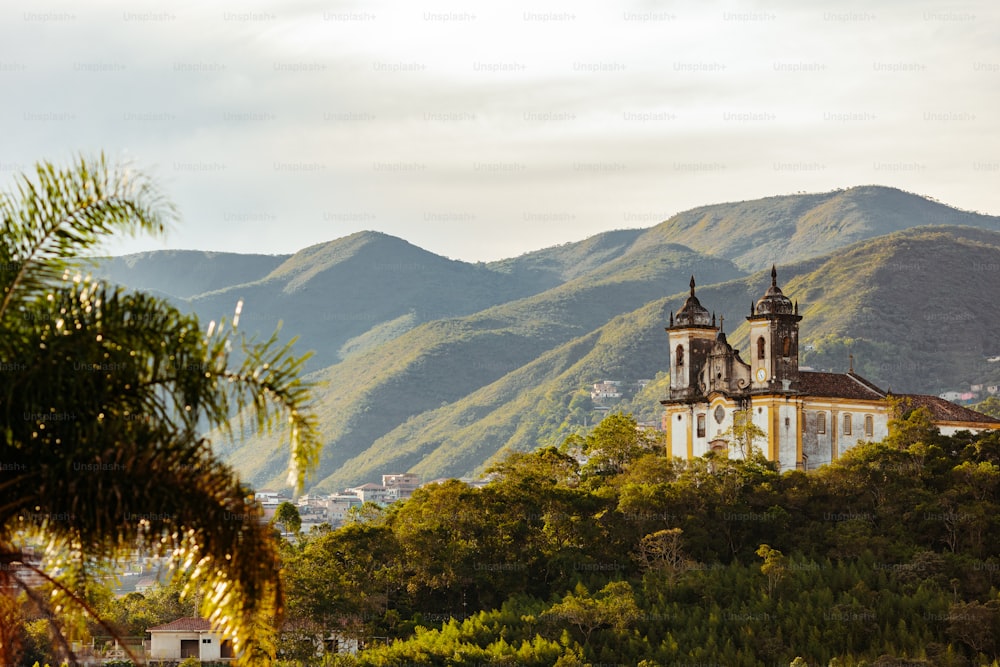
(663, 270, 1000, 471)
(147, 617, 234, 661)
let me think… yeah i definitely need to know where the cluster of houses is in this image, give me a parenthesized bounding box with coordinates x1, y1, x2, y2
(256, 471, 495, 532)
(590, 379, 652, 407)
(256, 472, 423, 530)
(940, 383, 1000, 404)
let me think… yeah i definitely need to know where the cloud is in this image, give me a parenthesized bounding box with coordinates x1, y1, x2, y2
(0, 0, 996, 260)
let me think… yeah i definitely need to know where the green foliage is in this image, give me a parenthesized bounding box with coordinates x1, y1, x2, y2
(972, 395, 1000, 419)
(580, 412, 661, 477)
(266, 426, 1000, 666)
(272, 501, 303, 535)
(721, 409, 767, 459)
(755, 544, 788, 596)
(0, 155, 320, 665)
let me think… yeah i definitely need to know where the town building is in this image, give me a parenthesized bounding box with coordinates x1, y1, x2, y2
(382, 472, 421, 499)
(147, 617, 234, 661)
(662, 269, 1000, 471)
(591, 380, 623, 401)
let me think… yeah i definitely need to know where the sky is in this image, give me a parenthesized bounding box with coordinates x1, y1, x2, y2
(0, 0, 996, 262)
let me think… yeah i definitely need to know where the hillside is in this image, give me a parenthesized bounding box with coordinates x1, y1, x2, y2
(232, 226, 1000, 491)
(218, 244, 744, 490)
(643, 185, 1000, 270)
(186, 231, 554, 371)
(88, 249, 288, 299)
(486, 228, 646, 284)
(76, 186, 1000, 491)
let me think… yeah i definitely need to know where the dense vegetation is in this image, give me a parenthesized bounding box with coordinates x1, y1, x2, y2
(261, 410, 1000, 666)
(0, 156, 320, 665)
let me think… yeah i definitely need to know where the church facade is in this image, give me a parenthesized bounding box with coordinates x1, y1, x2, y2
(661, 268, 1000, 471)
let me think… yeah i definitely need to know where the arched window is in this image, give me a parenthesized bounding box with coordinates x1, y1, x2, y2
(782, 336, 791, 356)
(757, 336, 766, 360)
(817, 412, 826, 434)
(864, 415, 874, 437)
(696, 414, 706, 438)
(843, 413, 852, 436)
(675, 345, 684, 368)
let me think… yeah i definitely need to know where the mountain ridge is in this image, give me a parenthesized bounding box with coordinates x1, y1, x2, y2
(83, 186, 1000, 491)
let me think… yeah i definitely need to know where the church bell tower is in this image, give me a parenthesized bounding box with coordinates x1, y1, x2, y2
(666, 276, 718, 401)
(747, 266, 801, 393)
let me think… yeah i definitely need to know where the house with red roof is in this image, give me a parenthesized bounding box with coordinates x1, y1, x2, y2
(147, 617, 234, 661)
(662, 268, 1000, 470)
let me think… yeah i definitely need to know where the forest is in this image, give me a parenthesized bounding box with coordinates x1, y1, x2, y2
(267, 405, 1000, 666)
(16, 405, 1000, 666)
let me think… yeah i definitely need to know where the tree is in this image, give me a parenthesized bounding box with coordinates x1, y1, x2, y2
(580, 412, 660, 477)
(635, 528, 690, 586)
(0, 155, 321, 665)
(272, 501, 303, 536)
(542, 581, 641, 647)
(885, 398, 940, 449)
(721, 409, 766, 460)
(972, 395, 1000, 419)
(756, 544, 787, 596)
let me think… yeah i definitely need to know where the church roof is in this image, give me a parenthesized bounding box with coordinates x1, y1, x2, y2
(752, 265, 796, 317)
(797, 371, 887, 401)
(672, 276, 714, 328)
(895, 394, 1000, 425)
(148, 617, 213, 633)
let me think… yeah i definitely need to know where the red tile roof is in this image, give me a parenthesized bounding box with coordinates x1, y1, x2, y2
(797, 371, 887, 401)
(148, 617, 213, 632)
(895, 394, 1000, 425)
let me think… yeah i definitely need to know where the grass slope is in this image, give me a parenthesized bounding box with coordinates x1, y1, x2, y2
(276, 226, 1000, 490)
(87, 250, 288, 300)
(224, 245, 744, 490)
(645, 185, 1000, 270)
(186, 231, 553, 371)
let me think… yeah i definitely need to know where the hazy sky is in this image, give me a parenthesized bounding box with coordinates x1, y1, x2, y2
(0, 0, 996, 261)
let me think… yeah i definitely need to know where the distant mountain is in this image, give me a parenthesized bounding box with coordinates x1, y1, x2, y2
(82, 186, 1000, 491)
(219, 243, 744, 490)
(487, 229, 646, 284)
(232, 226, 1000, 491)
(643, 185, 1000, 270)
(110, 232, 557, 372)
(88, 249, 288, 300)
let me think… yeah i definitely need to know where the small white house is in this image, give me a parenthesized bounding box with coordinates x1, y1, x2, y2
(148, 617, 234, 661)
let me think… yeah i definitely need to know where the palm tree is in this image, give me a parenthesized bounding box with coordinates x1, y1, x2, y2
(0, 155, 321, 664)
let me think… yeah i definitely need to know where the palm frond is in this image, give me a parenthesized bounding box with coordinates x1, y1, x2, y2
(0, 156, 319, 665)
(0, 153, 176, 322)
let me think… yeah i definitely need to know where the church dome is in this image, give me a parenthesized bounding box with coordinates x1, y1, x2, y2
(754, 265, 794, 316)
(673, 276, 713, 327)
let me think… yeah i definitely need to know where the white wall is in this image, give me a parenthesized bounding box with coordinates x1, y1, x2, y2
(149, 632, 224, 660)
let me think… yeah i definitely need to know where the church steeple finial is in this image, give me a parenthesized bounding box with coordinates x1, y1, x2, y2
(849, 353, 854, 373)
(771, 264, 777, 287)
(719, 315, 724, 333)
(689, 275, 696, 296)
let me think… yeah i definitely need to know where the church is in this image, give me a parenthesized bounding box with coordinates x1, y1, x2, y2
(661, 267, 1000, 471)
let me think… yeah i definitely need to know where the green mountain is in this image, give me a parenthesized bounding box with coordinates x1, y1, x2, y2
(98, 232, 559, 372)
(219, 243, 744, 490)
(88, 249, 288, 299)
(84, 186, 1000, 491)
(644, 185, 1000, 270)
(238, 226, 1000, 492)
